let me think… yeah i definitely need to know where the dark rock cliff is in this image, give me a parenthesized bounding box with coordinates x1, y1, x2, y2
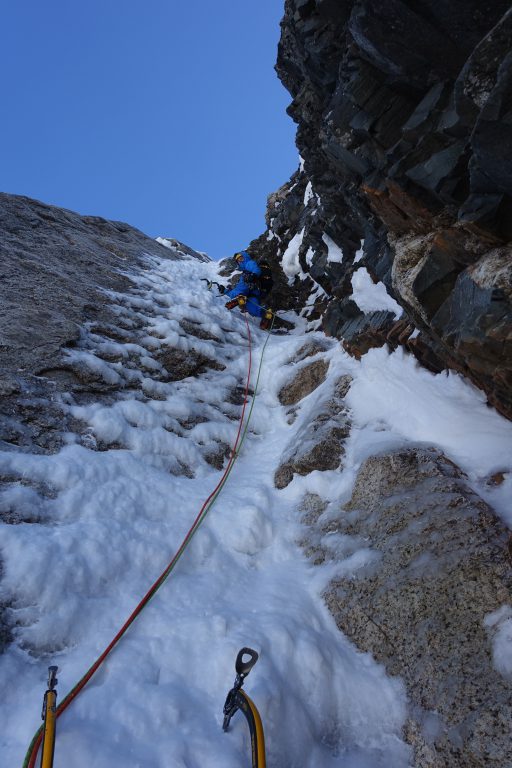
(251, 0, 512, 420)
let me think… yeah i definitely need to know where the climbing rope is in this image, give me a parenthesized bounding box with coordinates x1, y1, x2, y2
(203, 277, 322, 321)
(235, 314, 275, 456)
(202, 278, 276, 316)
(23, 314, 258, 768)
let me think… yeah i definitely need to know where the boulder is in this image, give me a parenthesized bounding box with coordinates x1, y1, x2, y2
(278, 358, 330, 406)
(155, 347, 225, 382)
(321, 447, 512, 767)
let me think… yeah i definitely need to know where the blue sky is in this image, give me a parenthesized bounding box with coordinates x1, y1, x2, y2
(1, 1, 298, 259)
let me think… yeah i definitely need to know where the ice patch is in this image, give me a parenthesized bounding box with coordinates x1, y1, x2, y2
(354, 242, 364, 263)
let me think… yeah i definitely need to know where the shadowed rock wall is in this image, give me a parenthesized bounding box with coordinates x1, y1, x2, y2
(251, 1, 512, 420)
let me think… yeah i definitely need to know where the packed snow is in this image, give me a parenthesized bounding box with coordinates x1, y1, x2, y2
(155, 237, 175, 250)
(1, 252, 511, 768)
(323, 234, 344, 264)
(303, 181, 314, 205)
(354, 243, 364, 263)
(281, 228, 307, 284)
(350, 267, 402, 319)
(485, 606, 512, 678)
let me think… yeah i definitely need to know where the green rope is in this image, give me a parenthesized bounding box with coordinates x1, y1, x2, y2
(191, 318, 275, 534)
(234, 317, 275, 459)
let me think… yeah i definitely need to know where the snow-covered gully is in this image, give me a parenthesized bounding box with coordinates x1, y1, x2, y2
(1, 255, 511, 767)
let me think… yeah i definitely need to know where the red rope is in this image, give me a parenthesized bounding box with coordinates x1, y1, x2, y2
(25, 315, 252, 768)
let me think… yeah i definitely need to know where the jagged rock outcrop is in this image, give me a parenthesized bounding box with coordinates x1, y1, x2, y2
(305, 447, 512, 767)
(252, 1, 512, 420)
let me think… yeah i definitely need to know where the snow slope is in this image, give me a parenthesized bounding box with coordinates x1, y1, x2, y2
(1, 254, 511, 767)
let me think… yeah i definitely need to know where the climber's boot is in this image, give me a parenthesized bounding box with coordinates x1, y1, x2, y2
(260, 308, 274, 330)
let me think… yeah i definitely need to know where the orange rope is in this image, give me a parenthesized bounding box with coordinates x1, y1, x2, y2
(24, 315, 253, 768)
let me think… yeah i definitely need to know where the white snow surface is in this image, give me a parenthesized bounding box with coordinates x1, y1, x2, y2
(156, 237, 175, 250)
(281, 228, 307, 284)
(1, 254, 512, 768)
(323, 234, 344, 264)
(351, 267, 403, 319)
(485, 606, 512, 678)
(304, 182, 314, 205)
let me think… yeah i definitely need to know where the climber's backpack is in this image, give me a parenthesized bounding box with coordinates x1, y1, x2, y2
(257, 261, 274, 296)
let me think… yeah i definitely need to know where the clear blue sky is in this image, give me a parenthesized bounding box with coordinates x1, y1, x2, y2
(1, 1, 298, 260)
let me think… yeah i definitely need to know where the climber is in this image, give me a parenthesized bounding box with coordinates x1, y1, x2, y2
(225, 251, 274, 330)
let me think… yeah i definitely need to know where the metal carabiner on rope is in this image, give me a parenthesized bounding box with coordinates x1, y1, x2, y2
(223, 648, 266, 768)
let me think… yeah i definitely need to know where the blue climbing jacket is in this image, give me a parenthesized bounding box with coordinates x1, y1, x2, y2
(236, 251, 261, 276)
(225, 252, 263, 318)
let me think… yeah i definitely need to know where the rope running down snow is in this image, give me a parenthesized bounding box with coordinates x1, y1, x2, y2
(22, 313, 273, 768)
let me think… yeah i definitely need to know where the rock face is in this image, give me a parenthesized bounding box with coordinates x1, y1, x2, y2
(0, 193, 199, 377)
(318, 447, 512, 767)
(156, 347, 225, 381)
(275, 371, 351, 488)
(278, 357, 330, 406)
(251, 1, 512, 420)
(0, 193, 212, 456)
